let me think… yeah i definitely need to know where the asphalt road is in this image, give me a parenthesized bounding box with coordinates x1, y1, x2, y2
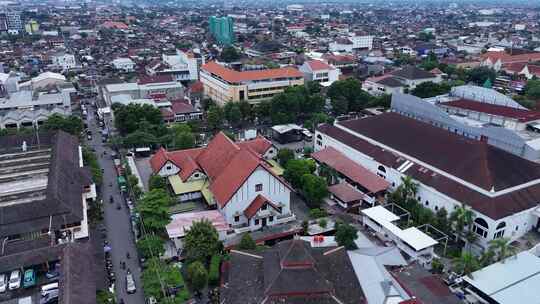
(86, 106, 146, 304)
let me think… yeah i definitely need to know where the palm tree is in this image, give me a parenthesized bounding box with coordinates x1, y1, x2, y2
(450, 206, 475, 250)
(452, 252, 480, 278)
(488, 238, 516, 263)
(479, 248, 496, 267)
(400, 175, 418, 201)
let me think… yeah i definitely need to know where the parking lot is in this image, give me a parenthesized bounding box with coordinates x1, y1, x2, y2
(0, 268, 59, 304)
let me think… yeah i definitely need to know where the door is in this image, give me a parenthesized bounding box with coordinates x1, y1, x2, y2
(262, 218, 267, 228)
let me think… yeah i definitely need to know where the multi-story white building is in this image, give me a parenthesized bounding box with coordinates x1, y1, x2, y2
(0, 72, 75, 129)
(146, 50, 202, 81)
(112, 58, 136, 73)
(101, 75, 184, 106)
(50, 52, 77, 71)
(315, 109, 540, 252)
(200, 61, 304, 105)
(150, 132, 294, 232)
(329, 35, 374, 52)
(299, 60, 340, 86)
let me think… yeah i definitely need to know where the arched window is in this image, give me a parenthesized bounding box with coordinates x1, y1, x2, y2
(473, 218, 489, 238)
(494, 222, 506, 239)
(377, 165, 386, 173)
(317, 134, 322, 140)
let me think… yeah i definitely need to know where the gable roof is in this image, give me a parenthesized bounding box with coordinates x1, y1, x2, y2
(391, 66, 435, 80)
(441, 98, 540, 122)
(150, 133, 289, 207)
(244, 194, 281, 219)
(312, 146, 390, 193)
(305, 60, 333, 72)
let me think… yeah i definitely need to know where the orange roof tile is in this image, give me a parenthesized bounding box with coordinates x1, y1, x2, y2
(201, 61, 303, 83)
(306, 60, 333, 71)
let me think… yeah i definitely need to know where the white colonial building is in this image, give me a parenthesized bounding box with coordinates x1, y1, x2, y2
(150, 132, 294, 232)
(315, 109, 540, 252)
(299, 60, 340, 86)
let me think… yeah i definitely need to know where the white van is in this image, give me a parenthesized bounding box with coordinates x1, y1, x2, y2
(41, 282, 59, 296)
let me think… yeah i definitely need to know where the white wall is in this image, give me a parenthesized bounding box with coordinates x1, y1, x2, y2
(315, 128, 538, 248)
(221, 166, 291, 227)
(158, 161, 180, 177)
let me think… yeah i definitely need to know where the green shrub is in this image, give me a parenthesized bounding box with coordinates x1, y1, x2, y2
(318, 218, 328, 229)
(309, 208, 327, 219)
(208, 255, 221, 286)
(238, 233, 256, 250)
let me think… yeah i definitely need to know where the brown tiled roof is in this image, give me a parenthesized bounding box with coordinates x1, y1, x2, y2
(328, 182, 364, 203)
(201, 61, 303, 83)
(306, 60, 333, 71)
(442, 99, 540, 122)
(244, 194, 280, 219)
(317, 115, 540, 219)
(312, 146, 389, 193)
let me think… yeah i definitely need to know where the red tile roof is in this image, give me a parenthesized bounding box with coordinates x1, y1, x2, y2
(306, 60, 333, 71)
(328, 182, 364, 203)
(244, 194, 280, 219)
(312, 147, 390, 193)
(171, 100, 197, 114)
(237, 136, 273, 156)
(442, 98, 540, 122)
(201, 61, 303, 83)
(101, 21, 129, 30)
(149, 132, 289, 207)
(189, 81, 204, 93)
(482, 51, 540, 64)
(138, 74, 173, 85)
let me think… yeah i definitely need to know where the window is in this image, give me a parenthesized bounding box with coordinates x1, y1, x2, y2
(269, 216, 274, 222)
(317, 140, 322, 146)
(425, 200, 429, 206)
(255, 184, 263, 192)
(166, 165, 172, 170)
(434, 206, 439, 211)
(261, 204, 267, 211)
(234, 216, 240, 222)
(473, 218, 489, 238)
(194, 173, 200, 178)
(494, 230, 505, 239)
(255, 219, 260, 225)
(377, 165, 386, 173)
(278, 206, 282, 213)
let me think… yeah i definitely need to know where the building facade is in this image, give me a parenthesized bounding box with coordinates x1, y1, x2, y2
(200, 61, 304, 105)
(209, 16, 235, 46)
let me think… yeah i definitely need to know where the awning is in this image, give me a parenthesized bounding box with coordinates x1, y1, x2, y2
(168, 175, 204, 195)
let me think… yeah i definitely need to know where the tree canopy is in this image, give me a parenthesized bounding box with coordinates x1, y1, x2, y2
(220, 46, 240, 62)
(42, 114, 83, 136)
(301, 174, 328, 207)
(148, 175, 167, 191)
(136, 189, 173, 233)
(411, 81, 452, 98)
(283, 159, 316, 189)
(113, 103, 163, 135)
(335, 222, 358, 249)
(277, 148, 295, 167)
(137, 234, 165, 259)
(183, 219, 221, 263)
(327, 78, 372, 114)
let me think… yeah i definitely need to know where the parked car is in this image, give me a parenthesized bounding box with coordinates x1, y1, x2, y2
(45, 269, 59, 279)
(0, 274, 6, 293)
(39, 289, 59, 304)
(23, 269, 36, 288)
(8, 270, 21, 290)
(126, 272, 136, 294)
(41, 282, 59, 296)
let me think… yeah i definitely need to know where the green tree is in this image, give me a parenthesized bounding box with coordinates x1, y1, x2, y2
(238, 233, 257, 250)
(170, 124, 195, 149)
(301, 174, 328, 207)
(450, 206, 475, 249)
(411, 81, 452, 98)
(331, 96, 349, 115)
(452, 252, 480, 278)
(112, 103, 163, 135)
(184, 219, 221, 263)
(142, 258, 189, 302)
(283, 159, 316, 189)
(224, 102, 242, 127)
(467, 67, 497, 85)
(208, 255, 221, 286)
(488, 238, 516, 263)
(220, 46, 240, 62)
(137, 234, 165, 259)
(186, 261, 208, 292)
(82, 147, 103, 185)
(96, 290, 116, 304)
(318, 218, 328, 229)
(327, 78, 372, 113)
(277, 148, 295, 166)
(434, 207, 451, 234)
(525, 80, 540, 99)
(238, 100, 253, 122)
(206, 105, 224, 131)
(318, 163, 339, 185)
(137, 189, 173, 233)
(43, 114, 83, 136)
(122, 130, 157, 148)
(335, 222, 358, 249)
(149, 175, 167, 191)
(418, 31, 435, 42)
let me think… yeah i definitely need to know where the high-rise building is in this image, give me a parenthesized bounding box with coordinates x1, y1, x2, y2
(6, 11, 22, 30)
(209, 16, 234, 46)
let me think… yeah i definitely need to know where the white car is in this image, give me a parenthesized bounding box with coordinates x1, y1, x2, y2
(126, 272, 136, 294)
(0, 274, 7, 292)
(8, 270, 21, 290)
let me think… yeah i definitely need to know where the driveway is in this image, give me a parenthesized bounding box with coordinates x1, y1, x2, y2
(86, 107, 146, 304)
